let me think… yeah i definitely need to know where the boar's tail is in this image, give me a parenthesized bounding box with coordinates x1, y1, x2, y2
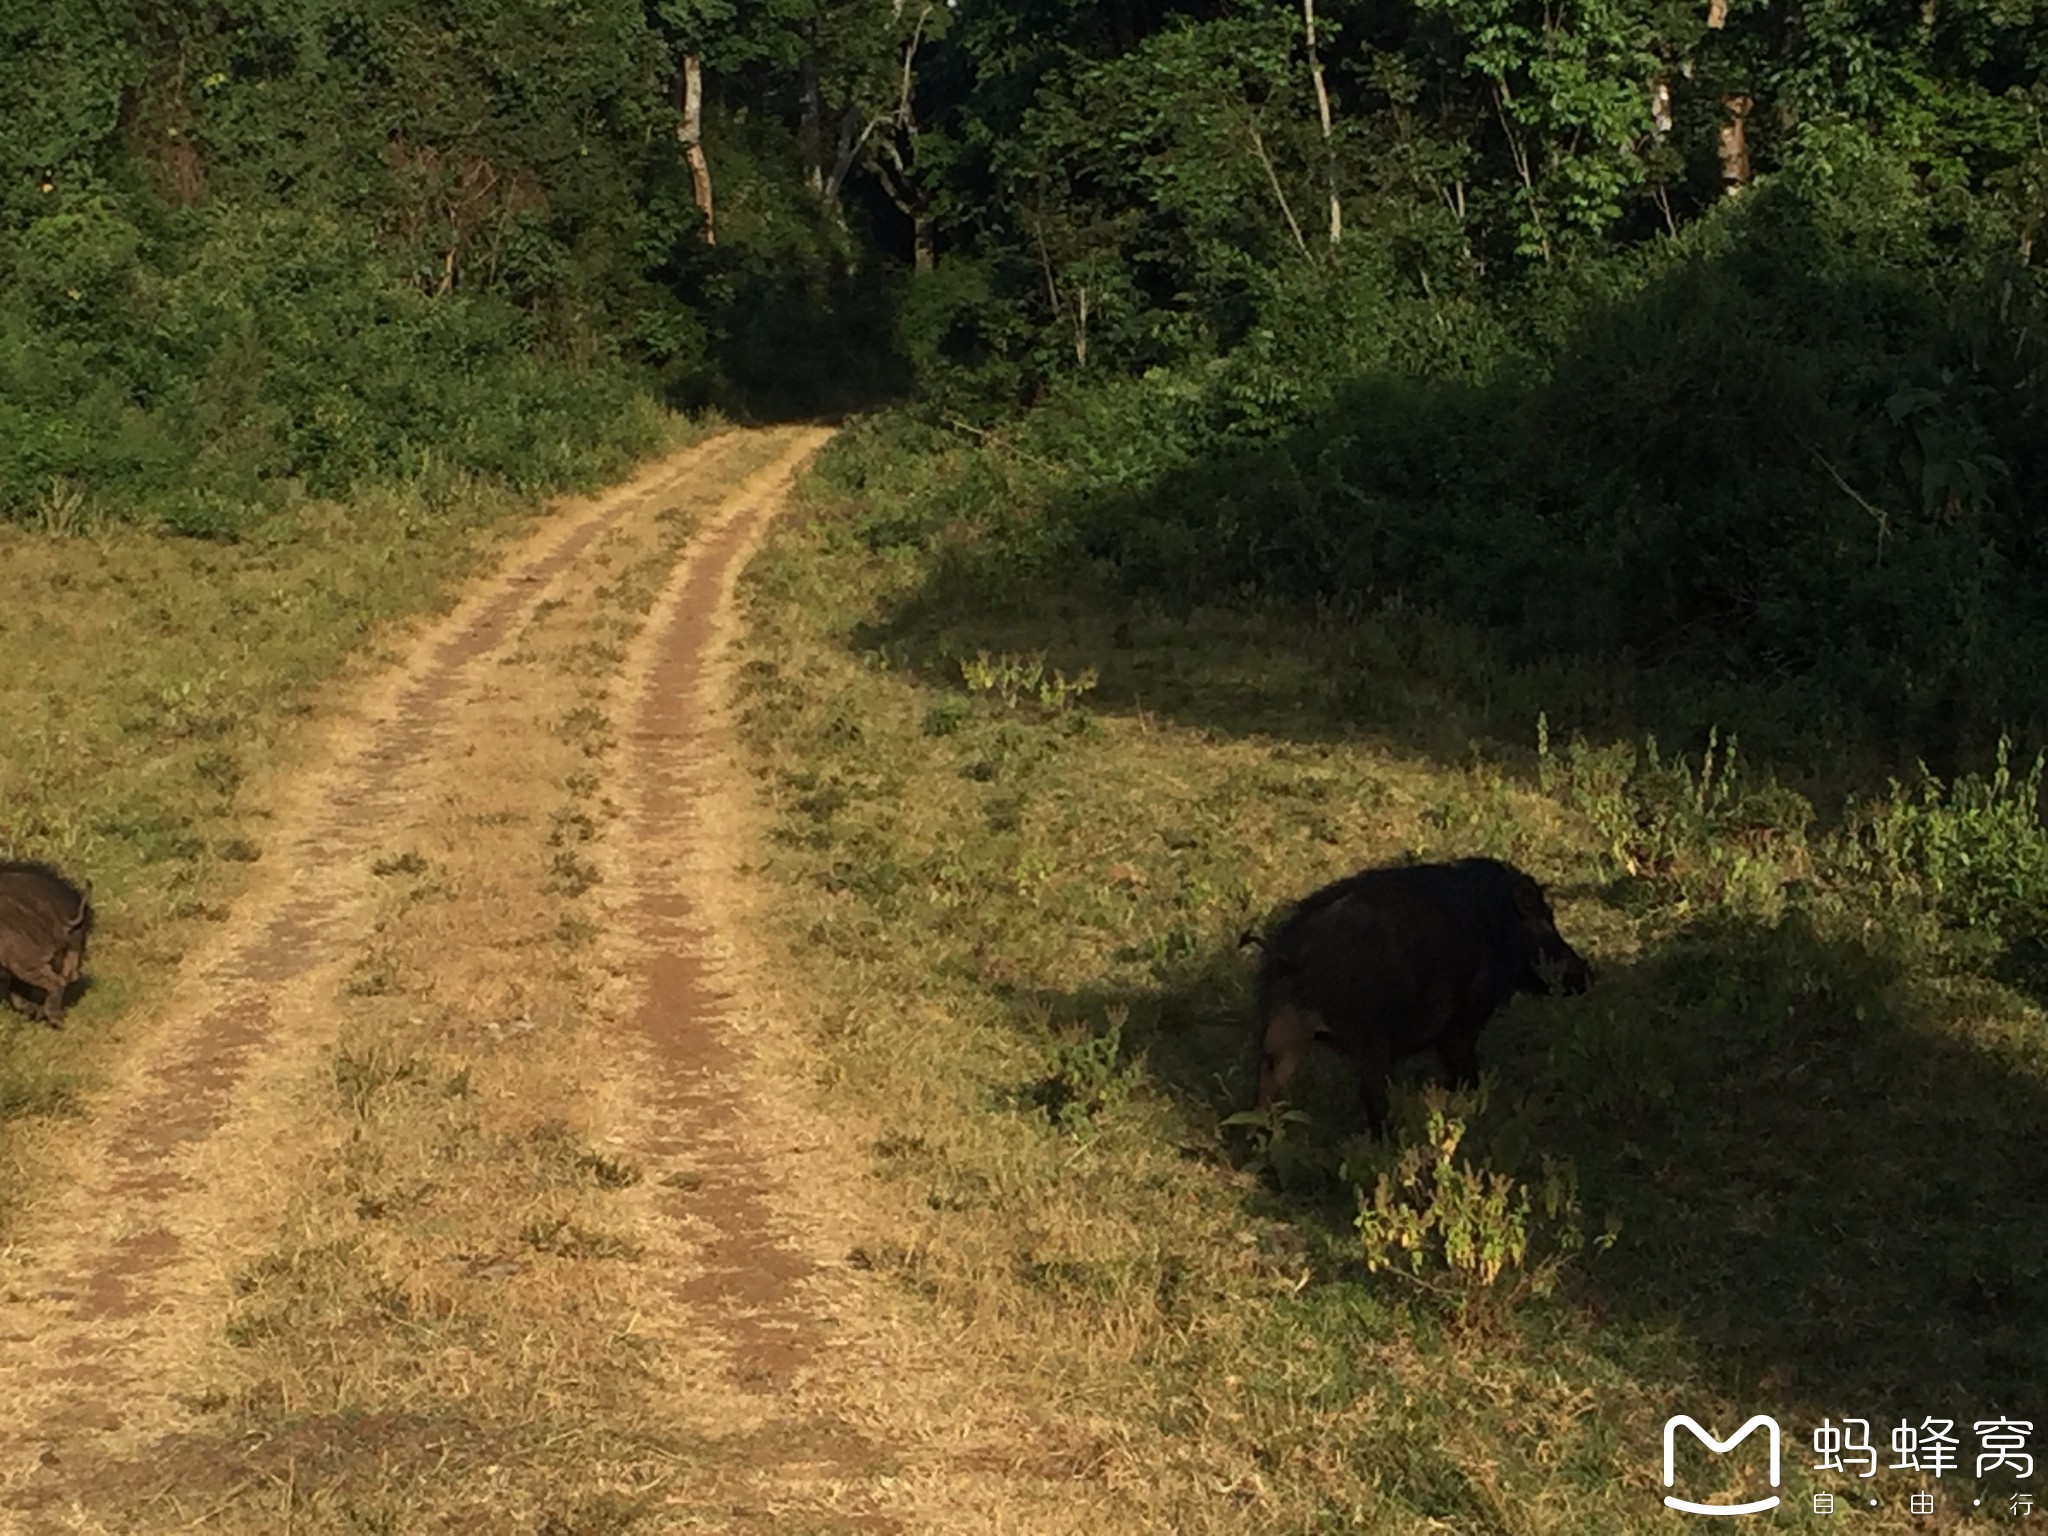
(1236, 928, 1264, 952)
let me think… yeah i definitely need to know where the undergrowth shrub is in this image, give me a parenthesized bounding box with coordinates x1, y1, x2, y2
(1033, 1004, 1144, 1133)
(1839, 737, 2048, 971)
(1347, 1082, 1612, 1323)
(922, 173, 2048, 769)
(1536, 715, 1814, 908)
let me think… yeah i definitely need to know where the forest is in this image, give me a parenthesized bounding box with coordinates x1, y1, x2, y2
(6, 0, 2044, 766)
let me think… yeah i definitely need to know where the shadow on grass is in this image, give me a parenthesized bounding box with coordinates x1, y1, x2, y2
(813, 394, 2048, 1467)
(826, 484, 2048, 1461)
(781, 186, 2048, 1510)
(852, 568, 1618, 764)
(840, 191, 2048, 790)
(1, 971, 94, 1023)
(1017, 895, 2048, 1452)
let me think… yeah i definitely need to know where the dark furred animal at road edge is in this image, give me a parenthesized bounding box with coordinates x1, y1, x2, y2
(0, 860, 95, 1025)
(1252, 857, 1590, 1135)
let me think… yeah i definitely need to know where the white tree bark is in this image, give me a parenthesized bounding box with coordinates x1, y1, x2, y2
(1303, 0, 1341, 249)
(678, 53, 715, 245)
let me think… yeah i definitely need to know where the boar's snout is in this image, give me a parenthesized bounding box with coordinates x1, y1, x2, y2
(1508, 875, 1592, 996)
(1521, 921, 1592, 995)
(1548, 942, 1594, 995)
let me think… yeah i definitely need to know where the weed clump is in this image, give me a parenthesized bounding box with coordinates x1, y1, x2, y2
(1032, 1004, 1142, 1132)
(1535, 715, 1815, 915)
(1839, 736, 2048, 977)
(1348, 1084, 1613, 1324)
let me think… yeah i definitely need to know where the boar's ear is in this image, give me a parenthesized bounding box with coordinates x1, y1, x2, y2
(1509, 874, 1551, 920)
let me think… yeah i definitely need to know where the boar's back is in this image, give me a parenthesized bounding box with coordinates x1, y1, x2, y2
(1254, 859, 1536, 1053)
(0, 861, 93, 951)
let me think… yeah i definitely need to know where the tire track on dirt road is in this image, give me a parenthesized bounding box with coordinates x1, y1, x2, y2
(620, 443, 839, 1391)
(29, 430, 754, 1214)
(591, 424, 922, 1529)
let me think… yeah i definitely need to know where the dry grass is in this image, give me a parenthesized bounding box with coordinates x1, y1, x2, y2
(186, 524, 706, 1531)
(97, 433, 840, 1535)
(0, 420, 717, 1210)
(0, 421, 1152, 1535)
(12, 407, 2047, 1532)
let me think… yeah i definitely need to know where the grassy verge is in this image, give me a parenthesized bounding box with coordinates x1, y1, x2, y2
(0, 407, 711, 1205)
(730, 421, 2048, 1531)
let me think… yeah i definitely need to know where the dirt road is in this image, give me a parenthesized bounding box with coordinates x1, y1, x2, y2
(0, 427, 1077, 1534)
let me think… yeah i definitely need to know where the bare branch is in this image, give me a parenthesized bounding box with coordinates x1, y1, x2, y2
(825, 103, 875, 206)
(1491, 80, 1549, 261)
(1245, 117, 1312, 263)
(1802, 437, 1894, 564)
(1030, 207, 1063, 320)
(895, 5, 932, 127)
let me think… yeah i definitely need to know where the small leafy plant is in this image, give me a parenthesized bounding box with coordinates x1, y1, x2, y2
(1034, 1004, 1143, 1131)
(958, 648, 1099, 713)
(1838, 736, 2048, 975)
(1347, 1081, 1613, 1322)
(1221, 1098, 1328, 1192)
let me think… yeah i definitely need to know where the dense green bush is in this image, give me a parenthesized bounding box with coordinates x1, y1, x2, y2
(1005, 173, 2048, 765)
(1, 204, 669, 532)
(0, 0, 901, 528)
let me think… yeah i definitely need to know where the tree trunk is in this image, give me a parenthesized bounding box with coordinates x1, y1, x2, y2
(1303, 0, 1341, 250)
(678, 53, 715, 245)
(800, 56, 825, 201)
(1717, 93, 1752, 195)
(1491, 80, 1550, 261)
(872, 139, 933, 273)
(823, 104, 866, 222)
(873, 6, 934, 272)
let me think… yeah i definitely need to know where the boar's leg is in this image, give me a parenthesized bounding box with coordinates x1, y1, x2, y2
(13, 961, 68, 1025)
(1435, 1009, 1486, 1092)
(1344, 1031, 1396, 1139)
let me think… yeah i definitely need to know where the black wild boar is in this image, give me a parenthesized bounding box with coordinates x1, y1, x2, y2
(0, 861, 94, 1025)
(1252, 857, 1589, 1135)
